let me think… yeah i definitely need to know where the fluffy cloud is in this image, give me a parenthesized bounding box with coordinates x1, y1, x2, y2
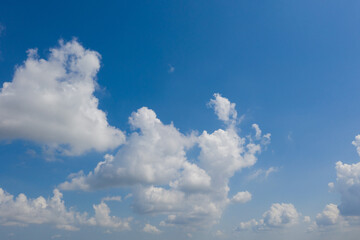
(315, 204, 341, 227)
(328, 136, 360, 217)
(143, 223, 161, 233)
(0, 40, 125, 156)
(335, 160, 360, 216)
(237, 203, 299, 231)
(88, 202, 130, 230)
(231, 191, 252, 203)
(60, 94, 270, 228)
(209, 93, 237, 124)
(0, 187, 130, 231)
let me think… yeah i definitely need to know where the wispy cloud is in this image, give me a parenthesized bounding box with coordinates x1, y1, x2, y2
(168, 64, 175, 73)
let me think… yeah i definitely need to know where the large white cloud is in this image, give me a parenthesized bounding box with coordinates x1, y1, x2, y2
(0, 40, 125, 156)
(327, 135, 360, 217)
(60, 94, 271, 228)
(237, 203, 299, 231)
(0, 187, 130, 231)
(335, 160, 360, 216)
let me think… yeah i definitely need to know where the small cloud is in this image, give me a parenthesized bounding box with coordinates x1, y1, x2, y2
(303, 216, 311, 223)
(143, 223, 161, 234)
(124, 193, 133, 200)
(248, 167, 279, 181)
(51, 234, 61, 239)
(231, 191, 252, 203)
(287, 131, 293, 141)
(187, 233, 192, 238)
(25, 149, 37, 157)
(101, 196, 122, 202)
(215, 230, 224, 237)
(168, 64, 175, 73)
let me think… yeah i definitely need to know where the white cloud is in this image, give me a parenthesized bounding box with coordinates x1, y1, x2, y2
(0, 187, 130, 231)
(60, 94, 270, 228)
(352, 135, 360, 156)
(303, 216, 311, 223)
(215, 230, 224, 237)
(334, 159, 360, 216)
(209, 93, 237, 124)
(101, 196, 122, 202)
(143, 223, 161, 233)
(88, 202, 131, 230)
(0, 39, 125, 156)
(248, 167, 278, 180)
(237, 203, 299, 231)
(315, 204, 341, 227)
(231, 191, 252, 203)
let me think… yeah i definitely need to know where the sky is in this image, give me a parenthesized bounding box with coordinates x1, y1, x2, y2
(0, 0, 360, 239)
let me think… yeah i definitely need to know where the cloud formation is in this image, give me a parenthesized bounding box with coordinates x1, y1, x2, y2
(231, 191, 252, 203)
(0, 187, 130, 231)
(143, 223, 161, 233)
(0, 40, 125, 156)
(237, 203, 299, 231)
(60, 94, 271, 228)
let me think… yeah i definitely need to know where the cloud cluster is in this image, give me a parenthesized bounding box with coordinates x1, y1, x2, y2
(237, 203, 299, 231)
(143, 223, 161, 233)
(335, 160, 360, 216)
(0, 188, 130, 231)
(60, 94, 271, 228)
(315, 204, 341, 227)
(0, 39, 125, 156)
(312, 135, 360, 230)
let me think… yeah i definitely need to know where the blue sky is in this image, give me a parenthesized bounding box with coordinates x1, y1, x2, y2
(1, 1, 360, 239)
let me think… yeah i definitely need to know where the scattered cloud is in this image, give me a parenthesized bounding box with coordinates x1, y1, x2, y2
(0, 187, 131, 231)
(0, 39, 125, 157)
(332, 137, 360, 216)
(209, 93, 237, 124)
(231, 191, 252, 203)
(237, 203, 299, 231)
(315, 204, 341, 227)
(60, 94, 271, 228)
(101, 196, 122, 202)
(215, 230, 224, 237)
(303, 216, 311, 223)
(143, 223, 161, 233)
(248, 167, 279, 181)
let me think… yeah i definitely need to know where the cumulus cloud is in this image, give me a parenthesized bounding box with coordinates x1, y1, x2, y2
(315, 204, 341, 227)
(237, 203, 299, 231)
(143, 223, 161, 233)
(335, 160, 360, 216)
(60, 94, 270, 228)
(329, 136, 360, 217)
(209, 93, 237, 124)
(352, 135, 360, 156)
(0, 187, 130, 231)
(88, 202, 131, 230)
(231, 191, 252, 203)
(0, 39, 125, 156)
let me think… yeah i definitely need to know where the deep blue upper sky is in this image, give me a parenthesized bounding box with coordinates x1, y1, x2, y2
(1, 1, 360, 240)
